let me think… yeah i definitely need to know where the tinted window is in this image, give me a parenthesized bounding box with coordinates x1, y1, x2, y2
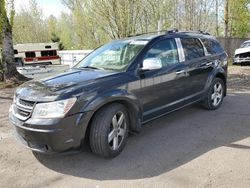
(14, 49, 18, 54)
(144, 39, 179, 67)
(201, 39, 224, 55)
(41, 50, 57, 57)
(181, 38, 205, 60)
(25, 52, 36, 58)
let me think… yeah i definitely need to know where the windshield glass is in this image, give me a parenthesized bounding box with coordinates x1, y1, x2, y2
(74, 40, 148, 71)
(240, 42, 250, 48)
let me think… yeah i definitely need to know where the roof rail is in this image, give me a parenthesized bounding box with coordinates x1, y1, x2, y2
(128, 29, 169, 37)
(178, 30, 211, 35)
(128, 29, 210, 37)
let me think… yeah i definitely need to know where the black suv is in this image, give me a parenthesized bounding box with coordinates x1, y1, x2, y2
(9, 31, 228, 158)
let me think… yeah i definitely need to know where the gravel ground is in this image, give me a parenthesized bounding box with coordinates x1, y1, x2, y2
(0, 66, 250, 188)
(228, 66, 250, 91)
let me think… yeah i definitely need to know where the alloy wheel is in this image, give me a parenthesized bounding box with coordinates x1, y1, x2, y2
(211, 82, 223, 107)
(108, 111, 127, 151)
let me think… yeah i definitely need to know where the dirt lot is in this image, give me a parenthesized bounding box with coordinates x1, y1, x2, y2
(1, 66, 250, 188)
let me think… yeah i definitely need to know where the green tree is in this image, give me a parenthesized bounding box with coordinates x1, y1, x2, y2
(13, 0, 50, 43)
(61, 0, 224, 49)
(228, 0, 250, 38)
(9, 0, 250, 52)
(0, 0, 29, 83)
(51, 32, 64, 50)
(56, 12, 75, 49)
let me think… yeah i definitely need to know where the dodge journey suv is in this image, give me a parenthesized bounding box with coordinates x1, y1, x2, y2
(9, 30, 228, 158)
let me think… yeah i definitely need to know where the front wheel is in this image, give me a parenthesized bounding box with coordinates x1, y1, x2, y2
(89, 103, 129, 158)
(203, 78, 225, 110)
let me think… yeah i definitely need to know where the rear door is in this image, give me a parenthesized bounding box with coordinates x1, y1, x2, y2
(180, 37, 212, 96)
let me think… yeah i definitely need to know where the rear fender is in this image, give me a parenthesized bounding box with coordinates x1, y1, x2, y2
(204, 67, 227, 97)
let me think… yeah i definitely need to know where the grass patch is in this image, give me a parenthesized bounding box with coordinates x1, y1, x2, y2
(228, 58, 234, 66)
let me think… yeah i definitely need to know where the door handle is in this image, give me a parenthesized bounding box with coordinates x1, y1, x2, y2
(175, 70, 186, 75)
(200, 62, 213, 67)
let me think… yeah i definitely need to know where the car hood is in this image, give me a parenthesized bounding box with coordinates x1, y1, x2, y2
(16, 69, 119, 101)
(235, 46, 250, 55)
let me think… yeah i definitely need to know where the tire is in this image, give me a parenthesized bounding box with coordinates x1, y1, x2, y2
(203, 78, 225, 110)
(89, 103, 129, 158)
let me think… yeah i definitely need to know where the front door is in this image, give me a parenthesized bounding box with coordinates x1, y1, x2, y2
(138, 38, 189, 121)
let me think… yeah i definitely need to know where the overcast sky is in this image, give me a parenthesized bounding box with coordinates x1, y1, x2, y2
(15, 0, 69, 17)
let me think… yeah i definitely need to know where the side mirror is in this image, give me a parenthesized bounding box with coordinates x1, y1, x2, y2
(141, 58, 162, 71)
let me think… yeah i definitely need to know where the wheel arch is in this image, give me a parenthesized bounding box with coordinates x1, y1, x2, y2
(80, 90, 143, 143)
(205, 68, 227, 97)
(215, 72, 227, 96)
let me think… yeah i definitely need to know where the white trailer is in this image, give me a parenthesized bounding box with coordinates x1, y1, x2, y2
(14, 43, 61, 65)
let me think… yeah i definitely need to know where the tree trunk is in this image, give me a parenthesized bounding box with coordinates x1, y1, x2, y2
(1, 20, 30, 84)
(224, 0, 229, 38)
(216, 0, 219, 36)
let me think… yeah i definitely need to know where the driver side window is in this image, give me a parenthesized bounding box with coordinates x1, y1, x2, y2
(144, 39, 179, 67)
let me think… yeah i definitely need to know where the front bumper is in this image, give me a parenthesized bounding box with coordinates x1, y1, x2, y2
(9, 107, 92, 154)
(233, 57, 250, 64)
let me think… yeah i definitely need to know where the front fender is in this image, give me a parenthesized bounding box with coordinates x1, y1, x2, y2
(77, 89, 143, 133)
(83, 89, 141, 112)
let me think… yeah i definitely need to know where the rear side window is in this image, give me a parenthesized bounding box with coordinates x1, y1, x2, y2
(181, 38, 205, 61)
(41, 50, 57, 57)
(25, 52, 36, 58)
(201, 39, 224, 55)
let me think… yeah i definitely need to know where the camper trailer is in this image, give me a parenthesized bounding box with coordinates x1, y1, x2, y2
(14, 43, 61, 65)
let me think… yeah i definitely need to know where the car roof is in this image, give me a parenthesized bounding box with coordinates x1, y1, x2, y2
(121, 30, 216, 42)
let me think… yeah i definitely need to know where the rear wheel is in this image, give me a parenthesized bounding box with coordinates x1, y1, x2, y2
(90, 103, 129, 158)
(203, 78, 225, 110)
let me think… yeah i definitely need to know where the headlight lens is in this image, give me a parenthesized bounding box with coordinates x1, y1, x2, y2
(32, 98, 77, 119)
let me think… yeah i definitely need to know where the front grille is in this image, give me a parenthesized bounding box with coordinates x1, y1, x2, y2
(18, 99, 35, 107)
(16, 108, 30, 117)
(13, 98, 35, 121)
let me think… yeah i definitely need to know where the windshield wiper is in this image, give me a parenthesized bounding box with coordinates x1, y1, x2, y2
(78, 66, 104, 70)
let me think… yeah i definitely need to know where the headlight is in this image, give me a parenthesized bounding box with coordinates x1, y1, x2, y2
(32, 98, 77, 119)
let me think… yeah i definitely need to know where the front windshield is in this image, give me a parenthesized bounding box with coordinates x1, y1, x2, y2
(74, 40, 148, 71)
(240, 42, 250, 48)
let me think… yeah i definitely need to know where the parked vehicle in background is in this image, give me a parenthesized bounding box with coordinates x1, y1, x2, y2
(234, 40, 250, 65)
(14, 43, 61, 65)
(9, 30, 228, 158)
